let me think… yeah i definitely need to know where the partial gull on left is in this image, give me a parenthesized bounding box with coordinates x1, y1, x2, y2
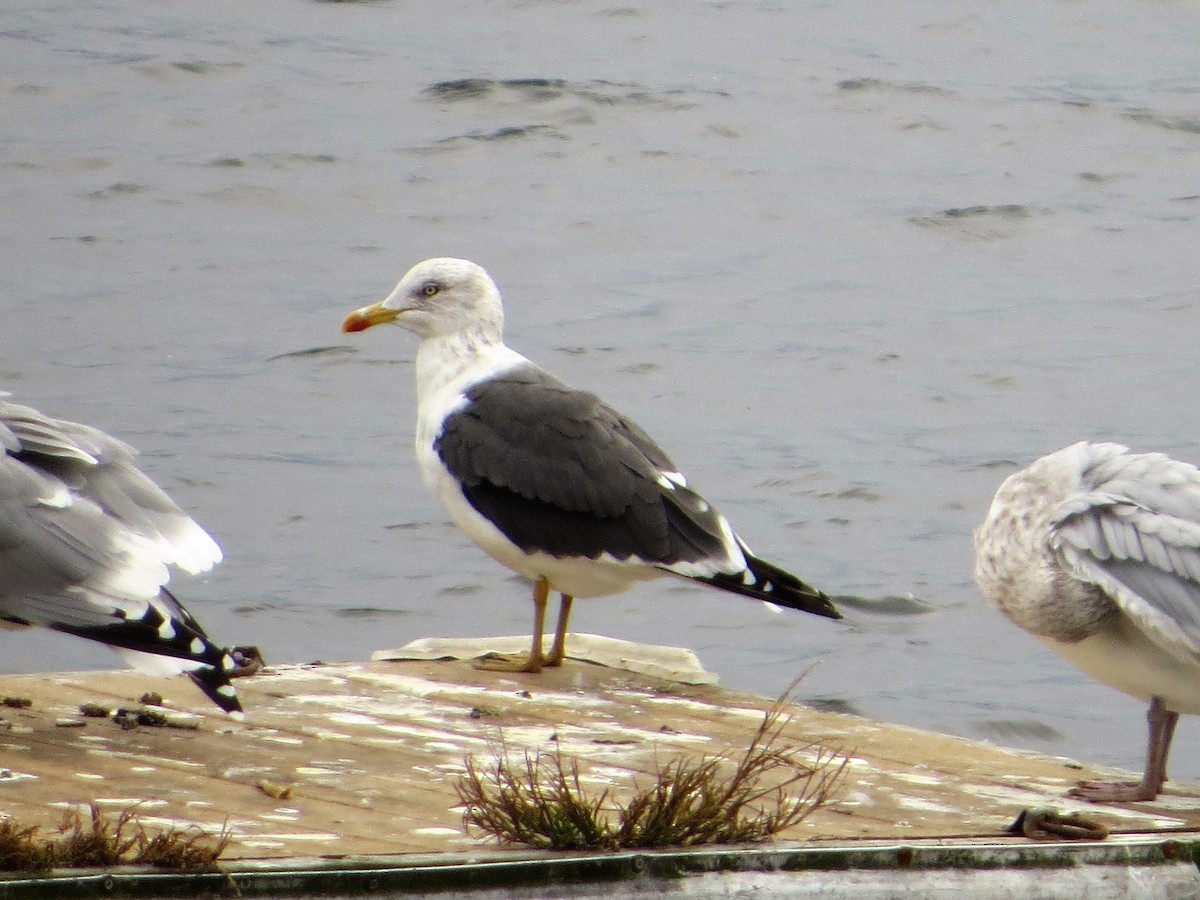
(0, 395, 242, 715)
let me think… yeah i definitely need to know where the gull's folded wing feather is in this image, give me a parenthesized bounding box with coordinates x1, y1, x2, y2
(1053, 454, 1200, 662)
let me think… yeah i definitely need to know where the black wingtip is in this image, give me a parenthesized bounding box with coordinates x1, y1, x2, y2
(700, 553, 842, 620)
(813, 596, 844, 620)
(786, 588, 843, 621)
(188, 663, 243, 716)
(52, 595, 250, 716)
(761, 576, 842, 620)
(188, 644, 259, 716)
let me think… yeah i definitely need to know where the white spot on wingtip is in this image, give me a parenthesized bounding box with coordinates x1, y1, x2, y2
(656, 470, 687, 489)
(35, 486, 72, 508)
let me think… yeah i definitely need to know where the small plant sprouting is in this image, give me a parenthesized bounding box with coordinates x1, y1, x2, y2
(457, 682, 849, 850)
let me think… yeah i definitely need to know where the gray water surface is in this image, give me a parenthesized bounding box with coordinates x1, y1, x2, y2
(4, 1, 1200, 782)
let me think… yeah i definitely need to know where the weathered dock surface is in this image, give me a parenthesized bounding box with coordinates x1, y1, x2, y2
(1, 637, 1199, 896)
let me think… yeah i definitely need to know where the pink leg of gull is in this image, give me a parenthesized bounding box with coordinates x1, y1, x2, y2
(1069, 696, 1178, 802)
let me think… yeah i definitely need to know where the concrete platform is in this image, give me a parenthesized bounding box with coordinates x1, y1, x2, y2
(0, 637, 1198, 896)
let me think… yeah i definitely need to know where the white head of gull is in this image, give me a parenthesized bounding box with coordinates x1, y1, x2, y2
(0, 397, 243, 715)
(343, 257, 840, 673)
(975, 441, 1200, 801)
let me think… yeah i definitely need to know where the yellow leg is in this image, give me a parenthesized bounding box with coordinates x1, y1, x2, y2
(519, 577, 550, 674)
(474, 577, 555, 674)
(546, 594, 574, 668)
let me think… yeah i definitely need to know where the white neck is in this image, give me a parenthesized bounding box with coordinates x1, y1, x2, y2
(414, 332, 526, 406)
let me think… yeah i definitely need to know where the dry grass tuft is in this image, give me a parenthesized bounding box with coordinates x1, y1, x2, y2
(458, 681, 848, 850)
(56, 804, 141, 868)
(132, 824, 230, 870)
(0, 803, 228, 872)
(0, 819, 55, 872)
(459, 750, 613, 850)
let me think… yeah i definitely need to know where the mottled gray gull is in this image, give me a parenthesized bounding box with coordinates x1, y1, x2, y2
(0, 396, 241, 714)
(342, 257, 840, 673)
(975, 441, 1200, 801)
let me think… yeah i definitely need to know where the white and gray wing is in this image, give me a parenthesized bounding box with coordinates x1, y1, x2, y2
(0, 401, 221, 574)
(1052, 449, 1200, 661)
(0, 399, 240, 714)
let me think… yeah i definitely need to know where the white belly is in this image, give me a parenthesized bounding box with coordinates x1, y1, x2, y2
(420, 445, 665, 599)
(1043, 616, 1200, 715)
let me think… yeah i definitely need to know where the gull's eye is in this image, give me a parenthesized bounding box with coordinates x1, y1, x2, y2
(421, 282, 441, 297)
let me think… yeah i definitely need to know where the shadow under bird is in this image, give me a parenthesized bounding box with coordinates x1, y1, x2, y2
(341, 257, 840, 674)
(0, 396, 242, 715)
(975, 441, 1200, 801)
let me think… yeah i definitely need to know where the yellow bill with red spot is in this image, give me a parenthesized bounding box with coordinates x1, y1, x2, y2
(342, 300, 399, 333)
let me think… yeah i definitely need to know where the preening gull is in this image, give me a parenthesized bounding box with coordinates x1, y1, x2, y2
(0, 397, 242, 714)
(342, 257, 841, 673)
(975, 441, 1200, 801)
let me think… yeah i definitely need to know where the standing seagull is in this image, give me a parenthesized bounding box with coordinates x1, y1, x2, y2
(0, 397, 242, 715)
(342, 257, 840, 673)
(975, 441, 1200, 801)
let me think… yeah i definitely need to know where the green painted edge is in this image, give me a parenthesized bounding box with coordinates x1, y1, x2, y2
(0, 837, 1196, 898)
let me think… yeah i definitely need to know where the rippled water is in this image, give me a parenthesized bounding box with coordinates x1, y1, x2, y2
(4, 1, 1200, 781)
